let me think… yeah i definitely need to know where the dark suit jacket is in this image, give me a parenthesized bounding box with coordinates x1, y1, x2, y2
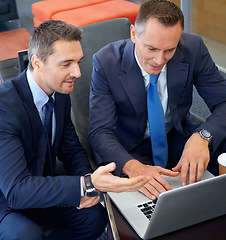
(89, 32, 226, 176)
(0, 71, 93, 221)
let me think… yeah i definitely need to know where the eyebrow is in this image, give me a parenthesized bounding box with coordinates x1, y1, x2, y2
(146, 44, 176, 52)
(59, 56, 84, 64)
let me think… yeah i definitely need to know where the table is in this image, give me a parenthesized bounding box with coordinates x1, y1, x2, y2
(107, 201, 226, 240)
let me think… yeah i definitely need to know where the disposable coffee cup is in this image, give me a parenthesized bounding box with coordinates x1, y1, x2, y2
(217, 153, 226, 175)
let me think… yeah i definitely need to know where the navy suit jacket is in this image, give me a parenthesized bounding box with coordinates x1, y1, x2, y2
(0, 71, 93, 221)
(89, 32, 226, 176)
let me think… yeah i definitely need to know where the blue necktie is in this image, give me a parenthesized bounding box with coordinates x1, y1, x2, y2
(44, 97, 54, 147)
(43, 97, 54, 176)
(147, 74, 168, 168)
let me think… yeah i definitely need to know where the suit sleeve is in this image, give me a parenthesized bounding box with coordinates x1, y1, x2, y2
(89, 55, 134, 176)
(191, 36, 226, 151)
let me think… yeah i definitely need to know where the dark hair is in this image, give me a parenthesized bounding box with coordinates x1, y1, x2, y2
(28, 20, 82, 70)
(135, 0, 184, 36)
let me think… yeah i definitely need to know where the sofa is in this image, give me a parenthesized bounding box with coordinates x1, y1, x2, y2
(32, 0, 139, 27)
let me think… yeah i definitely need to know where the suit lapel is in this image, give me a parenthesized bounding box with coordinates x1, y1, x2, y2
(14, 71, 48, 175)
(119, 40, 147, 135)
(53, 93, 64, 155)
(167, 47, 189, 132)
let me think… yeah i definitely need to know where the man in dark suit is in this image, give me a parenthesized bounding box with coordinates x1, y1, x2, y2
(89, 0, 226, 200)
(0, 20, 149, 240)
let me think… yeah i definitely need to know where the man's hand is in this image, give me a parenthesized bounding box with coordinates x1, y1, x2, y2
(91, 162, 150, 193)
(172, 133, 210, 186)
(122, 159, 180, 200)
(77, 196, 100, 209)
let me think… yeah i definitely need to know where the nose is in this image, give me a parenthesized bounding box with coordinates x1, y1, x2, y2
(153, 51, 165, 66)
(70, 63, 81, 78)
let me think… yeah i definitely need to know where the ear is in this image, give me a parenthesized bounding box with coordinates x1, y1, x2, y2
(31, 55, 43, 72)
(130, 24, 136, 44)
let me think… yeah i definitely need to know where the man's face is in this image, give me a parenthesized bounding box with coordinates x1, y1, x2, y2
(131, 18, 182, 75)
(33, 40, 83, 96)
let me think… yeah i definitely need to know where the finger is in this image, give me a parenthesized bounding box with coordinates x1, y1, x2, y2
(77, 196, 100, 209)
(82, 197, 100, 208)
(138, 185, 158, 200)
(159, 167, 180, 177)
(111, 176, 149, 192)
(196, 163, 205, 182)
(180, 161, 189, 186)
(124, 176, 149, 191)
(143, 182, 162, 199)
(153, 175, 172, 191)
(98, 162, 116, 175)
(172, 162, 182, 172)
(188, 163, 197, 184)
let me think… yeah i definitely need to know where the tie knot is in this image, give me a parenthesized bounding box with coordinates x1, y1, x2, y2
(45, 97, 54, 112)
(150, 74, 159, 85)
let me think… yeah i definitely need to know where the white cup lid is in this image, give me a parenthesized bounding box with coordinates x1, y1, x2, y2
(217, 153, 226, 167)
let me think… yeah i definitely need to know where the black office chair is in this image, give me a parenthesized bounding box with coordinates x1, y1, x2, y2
(70, 18, 131, 170)
(0, 0, 19, 23)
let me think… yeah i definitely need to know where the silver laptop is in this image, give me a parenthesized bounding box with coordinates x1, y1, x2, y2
(108, 171, 226, 239)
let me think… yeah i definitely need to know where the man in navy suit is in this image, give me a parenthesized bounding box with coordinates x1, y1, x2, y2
(89, 0, 226, 200)
(0, 20, 149, 240)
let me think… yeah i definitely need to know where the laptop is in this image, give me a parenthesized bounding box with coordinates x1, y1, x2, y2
(108, 171, 226, 239)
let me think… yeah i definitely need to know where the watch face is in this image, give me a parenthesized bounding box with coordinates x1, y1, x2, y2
(202, 129, 211, 138)
(200, 129, 212, 141)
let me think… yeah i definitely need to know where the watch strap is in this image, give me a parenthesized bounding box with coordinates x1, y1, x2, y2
(84, 173, 99, 197)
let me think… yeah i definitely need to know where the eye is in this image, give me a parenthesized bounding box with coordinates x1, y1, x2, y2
(62, 62, 70, 67)
(166, 49, 175, 53)
(147, 46, 155, 51)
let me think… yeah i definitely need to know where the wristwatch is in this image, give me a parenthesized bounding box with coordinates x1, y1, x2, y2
(198, 129, 212, 142)
(84, 173, 99, 197)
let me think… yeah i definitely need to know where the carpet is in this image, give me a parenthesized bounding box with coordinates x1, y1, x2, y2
(0, 28, 30, 61)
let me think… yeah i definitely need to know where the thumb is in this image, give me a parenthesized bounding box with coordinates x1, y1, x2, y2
(172, 162, 181, 172)
(99, 162, 116, 174)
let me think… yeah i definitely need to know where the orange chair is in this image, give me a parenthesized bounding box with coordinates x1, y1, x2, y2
(32, 0, 112, 25)
(32, 0, 139, 27)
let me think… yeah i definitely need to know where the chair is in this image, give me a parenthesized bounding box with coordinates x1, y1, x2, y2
(0, 57, 19, 83)
(0, 0, 18, 22)
(70, 17, 131, 169)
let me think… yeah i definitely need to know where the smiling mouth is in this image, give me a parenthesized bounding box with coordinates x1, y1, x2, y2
(65, 79, 75, 84)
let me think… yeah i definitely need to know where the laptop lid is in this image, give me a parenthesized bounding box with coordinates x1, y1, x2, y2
(108, 172, 226, 239)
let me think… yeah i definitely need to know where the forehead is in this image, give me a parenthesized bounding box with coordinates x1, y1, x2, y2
(138, 18, 182, 50)
(49, 40, 83, 61)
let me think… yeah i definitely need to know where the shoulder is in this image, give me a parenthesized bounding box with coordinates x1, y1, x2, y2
(94, 39, 131, 61)
(177, 32, 205, 55)
(0, 71, 28, 104)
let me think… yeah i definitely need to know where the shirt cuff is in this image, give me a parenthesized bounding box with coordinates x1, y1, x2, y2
(80, 176, 85, 197)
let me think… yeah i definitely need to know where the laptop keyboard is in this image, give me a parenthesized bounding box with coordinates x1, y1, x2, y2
(137, 200, 157, 220)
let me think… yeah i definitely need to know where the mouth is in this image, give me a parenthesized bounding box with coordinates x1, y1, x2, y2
(149, 64, 162, 71)
(64, 79, 75, 85)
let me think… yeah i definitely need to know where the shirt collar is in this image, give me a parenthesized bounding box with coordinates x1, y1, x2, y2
(134, 51, 167, 78)
(26, 69, 55, 112)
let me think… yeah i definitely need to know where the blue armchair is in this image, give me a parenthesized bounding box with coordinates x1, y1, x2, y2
(0, 0, 18, 22)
